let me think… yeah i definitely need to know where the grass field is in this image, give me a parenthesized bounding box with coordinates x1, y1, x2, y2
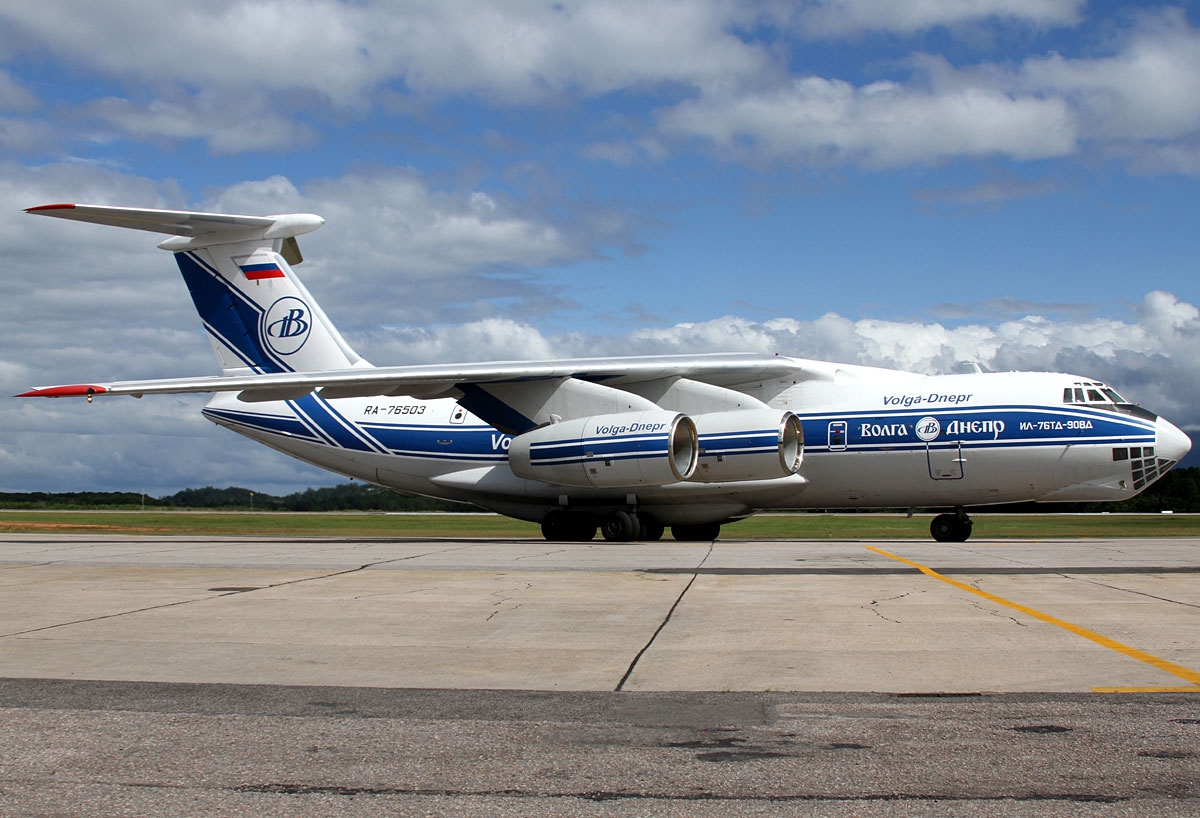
(0, 510, 1196, 539)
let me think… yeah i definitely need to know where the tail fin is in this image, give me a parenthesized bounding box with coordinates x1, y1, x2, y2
(26, 204, 367, 374)
(176, 243, 366, 374)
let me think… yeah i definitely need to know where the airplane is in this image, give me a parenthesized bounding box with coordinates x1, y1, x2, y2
(18, 203, 1192, 543)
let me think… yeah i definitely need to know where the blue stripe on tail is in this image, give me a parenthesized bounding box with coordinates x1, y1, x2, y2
(174, 251, 289, 374)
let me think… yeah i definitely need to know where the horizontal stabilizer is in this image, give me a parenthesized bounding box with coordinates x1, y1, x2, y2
(26, 203, 323, 254)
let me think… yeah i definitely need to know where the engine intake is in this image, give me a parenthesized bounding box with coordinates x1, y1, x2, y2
(509, 410, 698, 488)
(689, 410, 803, 482)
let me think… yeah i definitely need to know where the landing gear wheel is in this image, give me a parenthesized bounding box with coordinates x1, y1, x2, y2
(930, 512, 973, 542)
(601, 510, 641, 542)
(637, 514, 665, 542)
(670, 522, 721, 542)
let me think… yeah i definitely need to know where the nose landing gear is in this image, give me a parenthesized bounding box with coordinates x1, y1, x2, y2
(930, 510, 973, 542)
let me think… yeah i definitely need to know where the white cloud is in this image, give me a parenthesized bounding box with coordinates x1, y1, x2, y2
(0, 116, 54, 154)
(3, 2, 1198, 173)
(796, 0, 1085, 37)
(200, 171, 618, 328)
(0, 2, 380, 105)
(84, 93, 318, 154)
(659, 75, 1076, 167)
(653, 9, 1200, 172)
(0, 1, 770, 106)
(1018, 8, 1200, 143)
(0, 70, 37, 112)
(208, 173, 580, 277)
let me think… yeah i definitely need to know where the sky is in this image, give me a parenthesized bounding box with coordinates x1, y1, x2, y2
(1, 0, 1198, 495)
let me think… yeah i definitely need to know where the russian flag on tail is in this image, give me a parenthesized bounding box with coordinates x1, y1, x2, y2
(239, 261, 286, 281)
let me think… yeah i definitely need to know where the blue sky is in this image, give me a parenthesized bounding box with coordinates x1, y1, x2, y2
(1, 1, 1198, 493)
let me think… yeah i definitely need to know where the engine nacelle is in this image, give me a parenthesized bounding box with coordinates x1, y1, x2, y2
(689, 410, 804, 482)
(509, 410, 698, 488)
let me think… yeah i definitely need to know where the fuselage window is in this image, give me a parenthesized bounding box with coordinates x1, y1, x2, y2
(1113, 448, 1128, 461)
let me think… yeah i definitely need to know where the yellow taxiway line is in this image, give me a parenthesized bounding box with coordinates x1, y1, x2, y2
(866, 545, 1200, 693)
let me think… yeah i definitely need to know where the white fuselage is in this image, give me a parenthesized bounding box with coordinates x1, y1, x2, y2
(203, 362, 1190, 526)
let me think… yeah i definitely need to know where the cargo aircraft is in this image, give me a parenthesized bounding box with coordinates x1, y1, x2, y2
(19, 204, 1192, 542)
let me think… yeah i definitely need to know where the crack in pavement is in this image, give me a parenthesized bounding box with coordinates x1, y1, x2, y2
(615, 544, 713, 692)
(0, 542, 487, 639)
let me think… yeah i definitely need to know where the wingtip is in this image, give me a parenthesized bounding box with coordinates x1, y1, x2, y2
(25, 203, 77, 214)
(17, 384, 107, 398)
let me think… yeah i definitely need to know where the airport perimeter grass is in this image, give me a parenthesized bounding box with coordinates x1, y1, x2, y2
(0, 510, 1197, 539)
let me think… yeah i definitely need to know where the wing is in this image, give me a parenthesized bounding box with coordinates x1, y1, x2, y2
(17, 352, 808, 401)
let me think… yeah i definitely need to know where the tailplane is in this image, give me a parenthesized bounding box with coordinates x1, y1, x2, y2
(26, 204, 367, 375)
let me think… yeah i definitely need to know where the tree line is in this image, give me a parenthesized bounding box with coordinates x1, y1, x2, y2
(3, 468, 1199, 513)
(0, 483, 476, 512)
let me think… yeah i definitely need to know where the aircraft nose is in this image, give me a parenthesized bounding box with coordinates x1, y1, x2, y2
(1156, 415, 1192, 464)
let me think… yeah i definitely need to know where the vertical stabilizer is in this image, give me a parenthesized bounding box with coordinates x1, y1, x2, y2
(177, 244, 366, 375)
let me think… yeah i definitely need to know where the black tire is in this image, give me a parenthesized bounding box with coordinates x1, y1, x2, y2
(637, 514, 665, 542)
(930, 513, 972, 542)
(930, 513, 956, 542)
(601, 510, 641, 542)
(954, 516, 973, 542)
(541, 510, 570, 541)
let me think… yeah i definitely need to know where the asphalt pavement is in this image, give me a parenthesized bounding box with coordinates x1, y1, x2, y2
(1, 533, 1197, 815)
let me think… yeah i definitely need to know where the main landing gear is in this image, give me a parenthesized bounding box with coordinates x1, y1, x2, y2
(540, 510, 721, 543)
(930, 509, 973, 542)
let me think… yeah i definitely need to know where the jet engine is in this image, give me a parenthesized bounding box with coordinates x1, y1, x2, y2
(508, 410, 698, 488)
(689, 410, 803, 482)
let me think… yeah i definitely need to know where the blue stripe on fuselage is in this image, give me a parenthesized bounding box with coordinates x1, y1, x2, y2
(360, 423, 511, 461)
(210, 400, 1151, 465)
(800, 405, 1154, 454)
(202, 407, 321, 440)
(208, 402, 511, 463)
(289, 394, 389, 453)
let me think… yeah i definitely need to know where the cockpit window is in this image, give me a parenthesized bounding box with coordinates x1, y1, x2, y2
(1064, 381, 1124, 406)
(1063, 381, 1158, 421)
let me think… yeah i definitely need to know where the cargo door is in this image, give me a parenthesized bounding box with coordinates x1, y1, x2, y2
(927, 441, 964, 480)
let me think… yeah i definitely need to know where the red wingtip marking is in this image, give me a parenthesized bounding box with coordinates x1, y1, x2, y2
(16, 385, 107, 398)
(25, 203, 77, 213)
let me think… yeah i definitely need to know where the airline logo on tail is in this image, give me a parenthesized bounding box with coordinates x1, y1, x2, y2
(262, 297, 311, 355)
